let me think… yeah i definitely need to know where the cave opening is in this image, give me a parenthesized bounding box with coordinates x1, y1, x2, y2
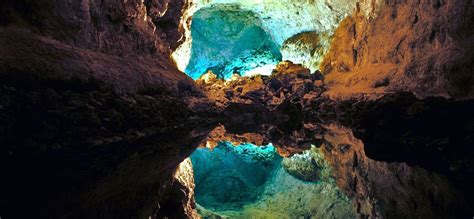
(189, 141, 357, 218)
(179, 4, 282, 80)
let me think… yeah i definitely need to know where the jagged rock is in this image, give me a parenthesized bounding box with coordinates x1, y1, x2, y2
(0, 1, 216, 218)
(172, 0, 380, 73)
(197, 70, 219, 84)
(321, 0, 474, 99)
(282, 150, 322, 182)
(281, 31, 329, 72)
(321, 124, 471, 218)
(171, 158, 200, 219)
(198, 61, 327, 112)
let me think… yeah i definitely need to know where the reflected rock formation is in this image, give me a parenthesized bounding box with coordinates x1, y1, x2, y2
(191, 142, 356, 218)
(1, 0, 474, 218)
(189, 121, 472, 218)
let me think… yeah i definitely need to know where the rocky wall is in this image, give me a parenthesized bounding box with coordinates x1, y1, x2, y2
(321, 0, 474, 98)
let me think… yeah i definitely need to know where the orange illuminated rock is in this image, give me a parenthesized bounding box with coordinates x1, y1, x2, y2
(321, 0, 474, 99)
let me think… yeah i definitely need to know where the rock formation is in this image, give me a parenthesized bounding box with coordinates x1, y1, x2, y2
(0, 0, 197, 94)
(321, 0, 474, 98)
(320, 124, 471, 218)
(172, 0, 382, 76)
(1, 0, 473, 218)
(196, 61, 326, 110)
(0, 0, 213, 218)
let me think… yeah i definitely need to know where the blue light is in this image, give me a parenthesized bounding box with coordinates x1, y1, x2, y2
(190, 141, 280, 211)
(184, 5, 282, 80)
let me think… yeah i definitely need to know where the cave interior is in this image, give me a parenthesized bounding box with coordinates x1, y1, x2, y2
(0, 0, 474, 218)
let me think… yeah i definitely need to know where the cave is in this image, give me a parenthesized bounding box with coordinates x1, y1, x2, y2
(190, 142, 356, 218)
(182, 5, 282, 79)
(1, 0, 474, 218)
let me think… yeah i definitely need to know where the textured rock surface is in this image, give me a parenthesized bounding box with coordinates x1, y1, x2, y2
(321, 124, 471, 218)
(0, 0, 199, 95)
(196, 61, 326, 110)
(0, 28, 198, 95)
(1, 0, 185, 57)
(173, 0, 382, 73)
(1, 0, 474, 218)
(183, 4, 281, 79)
(168, 158, 200, 219)
(281, 31, 332, 72)
(321, 0, 474, 98)
(281, 148, 323, 182)
(0, 0, 214, 218)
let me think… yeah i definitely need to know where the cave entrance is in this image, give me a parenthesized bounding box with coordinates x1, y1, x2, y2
(182, 5, 282, 80)
(189, 141, 357, 218)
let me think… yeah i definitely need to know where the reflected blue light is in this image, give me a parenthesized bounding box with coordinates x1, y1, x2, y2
(190, 141, 280, 211)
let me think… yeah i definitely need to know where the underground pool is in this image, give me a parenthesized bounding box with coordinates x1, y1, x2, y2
(189, 141, 356, 218)
(3, 0, 474, 218)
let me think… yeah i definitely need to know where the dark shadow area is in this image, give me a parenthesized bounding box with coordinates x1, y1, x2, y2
(0, 75, 215, 218)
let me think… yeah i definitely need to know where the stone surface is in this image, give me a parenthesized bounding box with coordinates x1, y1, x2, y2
(0, 0, 214, 218)
(321, 0, 474, 99)
(281, 148, 323, 182)
(171, 158, 200, 219)
(183, 4, 282, 79)
(281, 31, 332, 72)
(173, 0, 382, 73)
(1, 0, 474, 218)
(197, 61, 326, 111)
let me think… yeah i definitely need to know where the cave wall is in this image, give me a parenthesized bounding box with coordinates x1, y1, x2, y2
(172, 0, 382, 74)
(321, 124, 471, 218)
(183, 5, 282, 79)
(321, 0, 474, 98)
(0, 0, 213, 218)
(0, 0, 198, 94)
(0, 0, 185, 57)
(174, 0, 473, 99)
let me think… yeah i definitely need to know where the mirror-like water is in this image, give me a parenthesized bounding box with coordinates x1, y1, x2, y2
(190, 142, 356, 218)
(174, 113, 474, 219)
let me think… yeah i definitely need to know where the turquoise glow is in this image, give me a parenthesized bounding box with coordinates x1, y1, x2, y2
(184, 5, 282, 79)
(190, 143, 357, 218)
(190, 142, 280, 211)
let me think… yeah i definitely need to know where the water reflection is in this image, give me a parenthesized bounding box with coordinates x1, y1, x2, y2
(186, 123, 472, 218)
(191, 142, 355, 218)
(2, 114, 472, 218)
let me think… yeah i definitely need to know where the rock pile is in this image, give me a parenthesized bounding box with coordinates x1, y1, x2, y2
(196, 61, 326, 111)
